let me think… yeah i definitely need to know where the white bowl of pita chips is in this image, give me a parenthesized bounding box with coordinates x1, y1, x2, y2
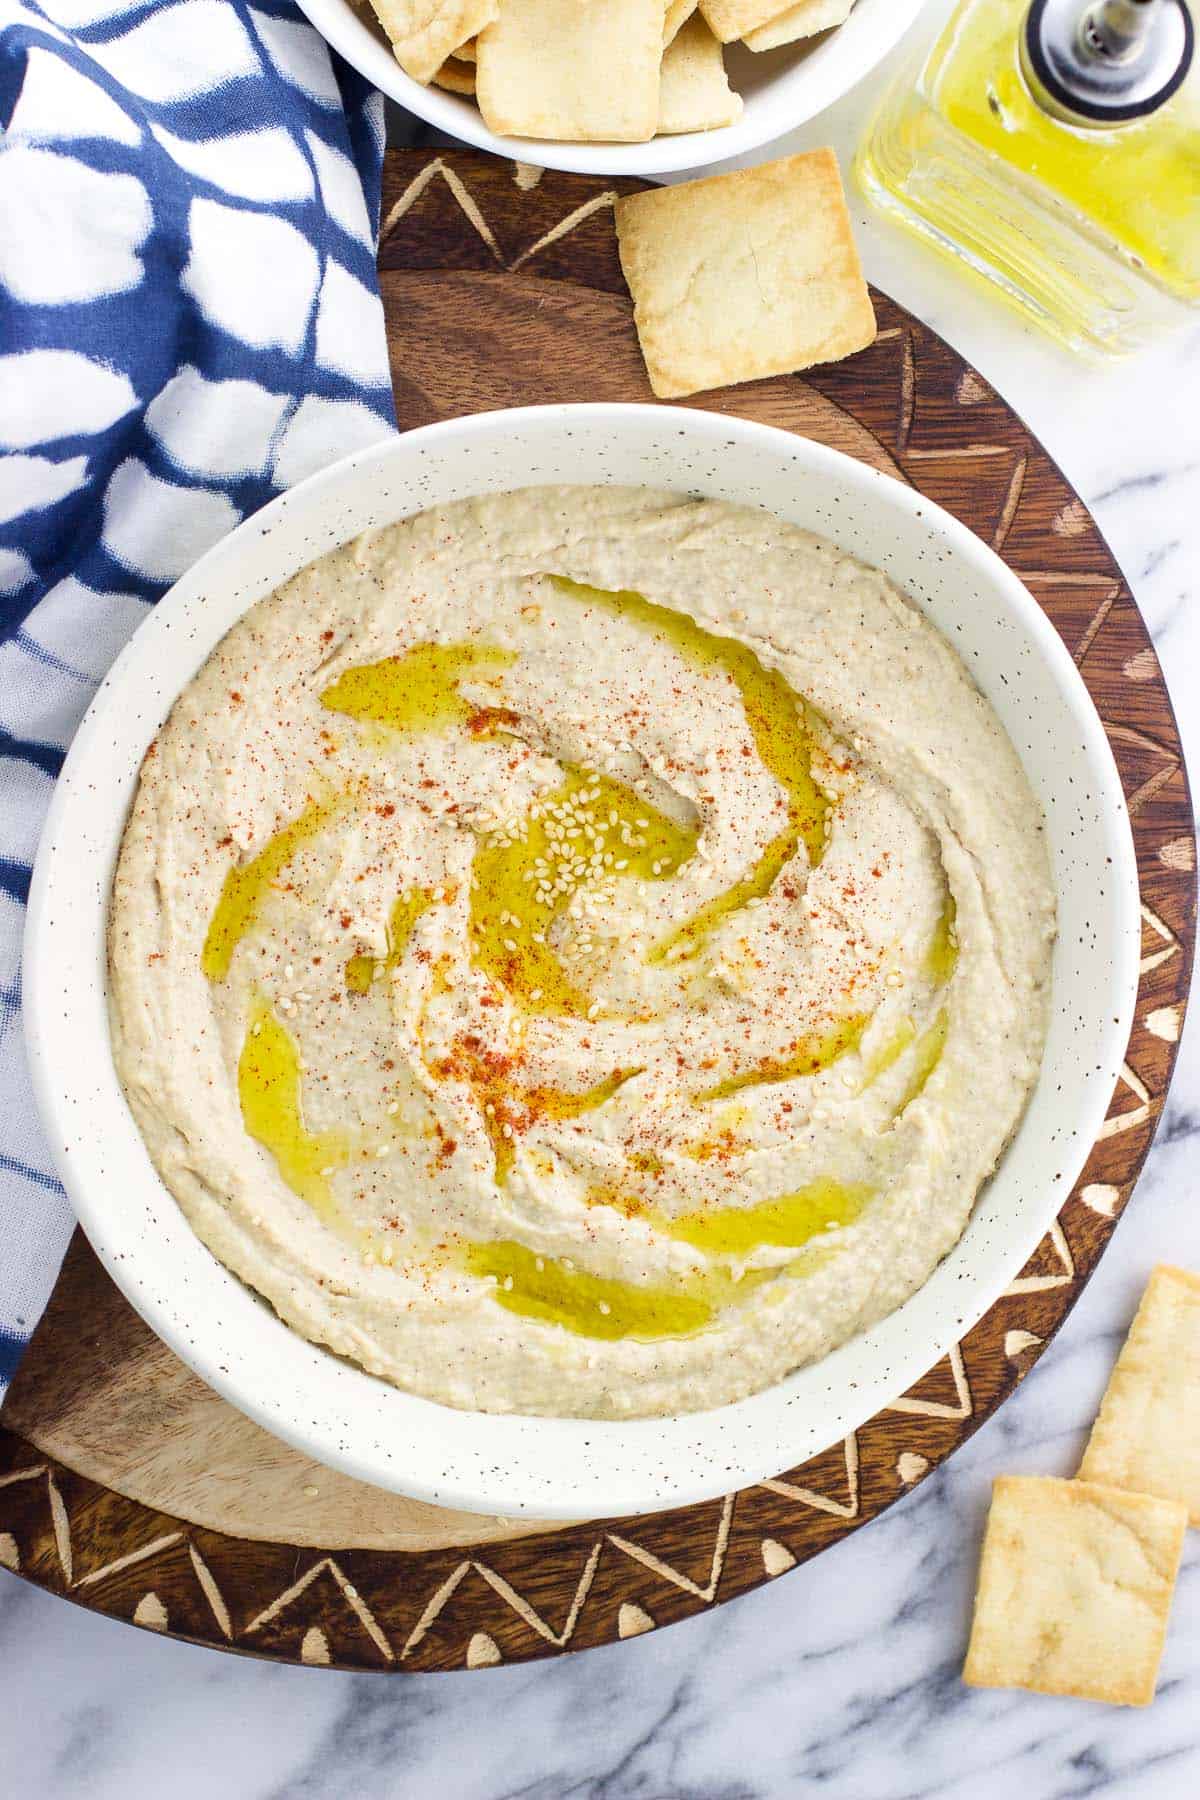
(27, 403, 1139, 1519)
(299, 0, 929, 176)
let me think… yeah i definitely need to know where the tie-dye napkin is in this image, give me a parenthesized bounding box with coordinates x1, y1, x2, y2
(0, 0, 397, 1392)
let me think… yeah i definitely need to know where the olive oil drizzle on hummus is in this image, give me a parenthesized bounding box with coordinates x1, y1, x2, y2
(237, 999, 351, 1229)
(694, 1014, 871, 1104)
(468, 766, 697, 1016)
(924, 890, 959, 984)
(667, 1176, 873, 1256)
(894, 1007, 950, 1116)
(551, 579, 833, 961)
(202, 792, 343, 983)
(345, 887, 434, 994)
(464, 1177, 873, 1342)
(320, 640, 514, 734)
(464, 1240, 720, 1340)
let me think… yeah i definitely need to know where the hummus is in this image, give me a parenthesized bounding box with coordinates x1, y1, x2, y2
(109, 487, 1056, 1419)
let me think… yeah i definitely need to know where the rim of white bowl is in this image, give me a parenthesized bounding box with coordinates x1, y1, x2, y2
(291, 0, 929, 178)
(24, 404, 1142, 1519)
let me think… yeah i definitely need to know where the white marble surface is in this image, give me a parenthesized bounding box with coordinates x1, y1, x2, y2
(5, 4, 1200, 1793)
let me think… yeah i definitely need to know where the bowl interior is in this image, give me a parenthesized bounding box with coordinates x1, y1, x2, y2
(25, 404, 1140, 1519)
(293, 0, 929, 176)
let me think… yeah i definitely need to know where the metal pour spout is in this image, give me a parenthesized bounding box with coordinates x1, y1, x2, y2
(1021, 0, 1195, 124)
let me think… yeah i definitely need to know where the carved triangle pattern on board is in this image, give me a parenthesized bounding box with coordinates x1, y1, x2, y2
(0, 1464, 71, 1581)
(509, 190, 619, 271)
(244, 1555, 394, 1663)
(758, 1435, 859, 1520)
(904, 444, 1028, 554)
(399, 1515, 736, 1659)
(608, 1494, 735, 1602)
(74, 1531, 183, 1590)
(895, 330, 915, 454)
(1097, 1062, 1154, 1142)
(466, 1629, 502, 1667)
(401, 1541, 604, 1659)
(188, 1543, 233, 1641)
(886, 326, 1031, 553)
(381, 157, 621, 279)
(473, 1539, 603, 1646)
(617, 1601, 656, 1638)
(380, 157, 502, 261)
(132, 1591, 168, 1632)
(887, 1341, 972, 1421)
(401, 1559, 471, 1657)
(1141, 901, 1182, 975)
(1103, 721, 1183, 817)
(0, 1463, 240, 1643)
(1004, 1216, 1076, 1297)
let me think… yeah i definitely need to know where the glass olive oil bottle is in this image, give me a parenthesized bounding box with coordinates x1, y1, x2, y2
(857, 0, 1198, 355)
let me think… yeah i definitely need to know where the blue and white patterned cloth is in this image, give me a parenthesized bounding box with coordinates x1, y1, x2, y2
(0, 0, 396, 1393)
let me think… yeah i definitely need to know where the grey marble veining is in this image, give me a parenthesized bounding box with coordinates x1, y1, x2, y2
(5, 7, 1200, 1794)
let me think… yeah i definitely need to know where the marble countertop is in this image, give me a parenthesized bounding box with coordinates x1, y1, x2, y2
(5, 4, 1200, 1794)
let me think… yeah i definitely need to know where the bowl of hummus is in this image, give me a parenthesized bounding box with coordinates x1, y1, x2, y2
(26, 405, 1140, 1519)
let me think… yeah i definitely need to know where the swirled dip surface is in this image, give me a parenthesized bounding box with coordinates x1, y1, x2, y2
(109, 488, 1056, 1418)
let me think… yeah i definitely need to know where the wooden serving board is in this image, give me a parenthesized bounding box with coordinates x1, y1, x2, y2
(1, 150, 1194, 1674)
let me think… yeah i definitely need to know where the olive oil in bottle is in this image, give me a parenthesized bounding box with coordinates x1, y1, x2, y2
(857, 0, 1199, 356)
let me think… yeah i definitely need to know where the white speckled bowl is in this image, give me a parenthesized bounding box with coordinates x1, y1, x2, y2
(294, 0, 929, 178)
(25, 405, 1139, 1520)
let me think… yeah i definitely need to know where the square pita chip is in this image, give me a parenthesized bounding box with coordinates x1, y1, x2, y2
(1079, 1263, 1200, 1524)
(963, 1476, 1187, 1706)
(664, 0, 698, 44)
(368, 0, 496, 83)
(658, 13, 742, 133)
(433, 55, 476, 93)
(743, 0, 854, 53)
(698, 0, 793, 42)
(476, 0, 662, 143)
(614, 149, 876, 399)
